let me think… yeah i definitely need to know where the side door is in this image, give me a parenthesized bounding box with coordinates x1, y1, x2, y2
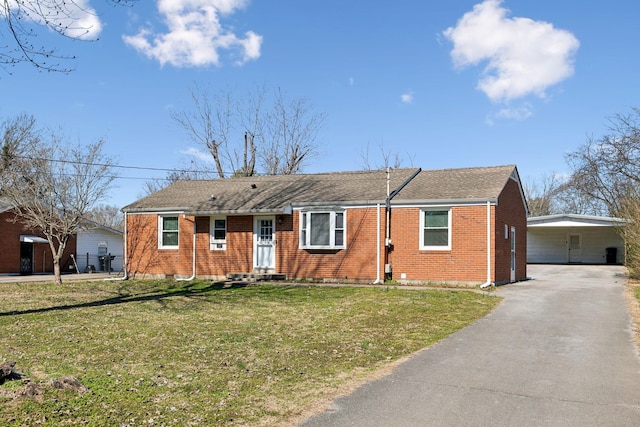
(510, 226, 516, 282)
(568, 234, 582, 263)
(254, 216, 276, 272)
(20, 242, 33, 275)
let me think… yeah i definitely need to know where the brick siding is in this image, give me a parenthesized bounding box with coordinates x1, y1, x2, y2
(0, 211, 77, 274)
(126, 178, 527, 283)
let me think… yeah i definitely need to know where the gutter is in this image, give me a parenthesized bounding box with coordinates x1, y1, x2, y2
(373, 203, 382, 284)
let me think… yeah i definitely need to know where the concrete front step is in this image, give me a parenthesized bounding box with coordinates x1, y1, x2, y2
(226, 272, 286, 282)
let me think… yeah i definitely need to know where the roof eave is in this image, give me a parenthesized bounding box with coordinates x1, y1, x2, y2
(185, 205, 294, 216)
(390, 197, 499, 206)
(122, 207, 190, 214)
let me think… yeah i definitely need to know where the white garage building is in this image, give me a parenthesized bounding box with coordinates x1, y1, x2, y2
(527, 214, 626, 265)
(76, 223, 124, 273)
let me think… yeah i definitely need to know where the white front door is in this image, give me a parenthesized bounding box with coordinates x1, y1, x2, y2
(510, 226, 516, 282)
(568, 234, 581, 263)
(254, 216, 276, 272)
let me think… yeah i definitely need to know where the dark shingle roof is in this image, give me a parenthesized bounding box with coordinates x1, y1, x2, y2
(394, 165, 518, 203)
(122, 165, 519, 214)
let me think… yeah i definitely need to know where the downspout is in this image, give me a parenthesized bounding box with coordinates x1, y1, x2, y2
(177, 216, 196, 281)
(480, 200, 493, 288)
(105, 211, 129, 281)
(374, 203, 382, 284)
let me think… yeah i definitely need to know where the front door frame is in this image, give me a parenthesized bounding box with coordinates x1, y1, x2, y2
(253, 216, 276, 272)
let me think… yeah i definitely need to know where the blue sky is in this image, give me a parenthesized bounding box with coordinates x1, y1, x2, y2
(2, 0, 640, 208)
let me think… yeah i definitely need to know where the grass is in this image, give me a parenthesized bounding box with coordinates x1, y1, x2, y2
(0, 279, 500, 426)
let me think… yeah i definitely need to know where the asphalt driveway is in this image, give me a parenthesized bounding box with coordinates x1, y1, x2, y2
(301, 264, 640, 426)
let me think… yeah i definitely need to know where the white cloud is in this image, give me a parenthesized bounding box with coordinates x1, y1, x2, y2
(181, 147, 215, 163)
(3, 0, 102, 39)
(123, 0, 262, 67)
(496, 104, 533, 120)
(443, 0, 579, 103)
(401, 92, 414, 104)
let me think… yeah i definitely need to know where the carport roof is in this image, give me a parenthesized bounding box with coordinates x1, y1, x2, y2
(528, 214, 627, 227)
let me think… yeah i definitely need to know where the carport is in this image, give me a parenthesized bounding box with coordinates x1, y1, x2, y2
(527, 214, 626, 264)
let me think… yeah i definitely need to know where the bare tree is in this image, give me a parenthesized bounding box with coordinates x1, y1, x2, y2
(565, 107, 640, 216)
(1, 118, 117, 283)
(564, 107, 640, 274)
(171, 85, 231, 178)
(141, 159, 217, 196)
(1, 0, 133, 73)
(522, 172, 567, 217)
(172, 84, 325, 178)
(0, 114, 40, 180)
(358, 140, 410, 171)
(85, 204, 124, 231)
(261, 87, 325, 175)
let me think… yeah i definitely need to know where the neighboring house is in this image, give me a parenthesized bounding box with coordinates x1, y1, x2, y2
(0, 200, 77, 275)
(76, 222, 124, 273)
(0, 199, 124, 275)
(527, 214, 626, 265)
(122, 165, 528, 285)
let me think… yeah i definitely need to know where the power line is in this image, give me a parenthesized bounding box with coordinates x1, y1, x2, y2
(9, 155, 404, 182)
(12, 154, 216, 175)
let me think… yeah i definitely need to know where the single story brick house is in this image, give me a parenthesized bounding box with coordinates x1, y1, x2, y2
(122, 165, 528, 285)
(0, 200, 77, 275)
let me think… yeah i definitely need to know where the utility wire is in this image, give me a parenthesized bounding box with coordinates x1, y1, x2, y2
(9, 155, 405, 182)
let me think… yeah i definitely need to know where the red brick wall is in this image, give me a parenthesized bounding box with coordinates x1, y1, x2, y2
(127, 213, 195, 277)
(388, 205, 494, 283)
(0, 211, 77, 274)
(280, 207, 383, 281)
(494, 177, 528, 283)
(127, 182, 527, 284)
(127, 214, 256, 277)
(127, 209, 385, 280)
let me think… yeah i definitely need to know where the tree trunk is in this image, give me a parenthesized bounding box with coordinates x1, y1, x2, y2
(53, 257, 62, 285)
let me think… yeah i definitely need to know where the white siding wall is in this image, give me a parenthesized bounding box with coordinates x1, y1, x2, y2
(76, 228, 124, 273)
(527, 226, 624, 264)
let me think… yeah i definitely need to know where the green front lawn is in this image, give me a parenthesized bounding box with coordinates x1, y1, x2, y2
(0, 279, 499, 426)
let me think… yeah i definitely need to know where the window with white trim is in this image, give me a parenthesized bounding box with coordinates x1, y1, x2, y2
(420, 209, 451, 250)
(159, 215, 179, 249)
(300, 210, 345, 249)
(210, 216, 227, 250)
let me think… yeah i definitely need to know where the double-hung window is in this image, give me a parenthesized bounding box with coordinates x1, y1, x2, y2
(420, 209, 451, 250)
(210, 216, 227, 250)
(300, 210, 345, 250)
(159, 215, 179, 249)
